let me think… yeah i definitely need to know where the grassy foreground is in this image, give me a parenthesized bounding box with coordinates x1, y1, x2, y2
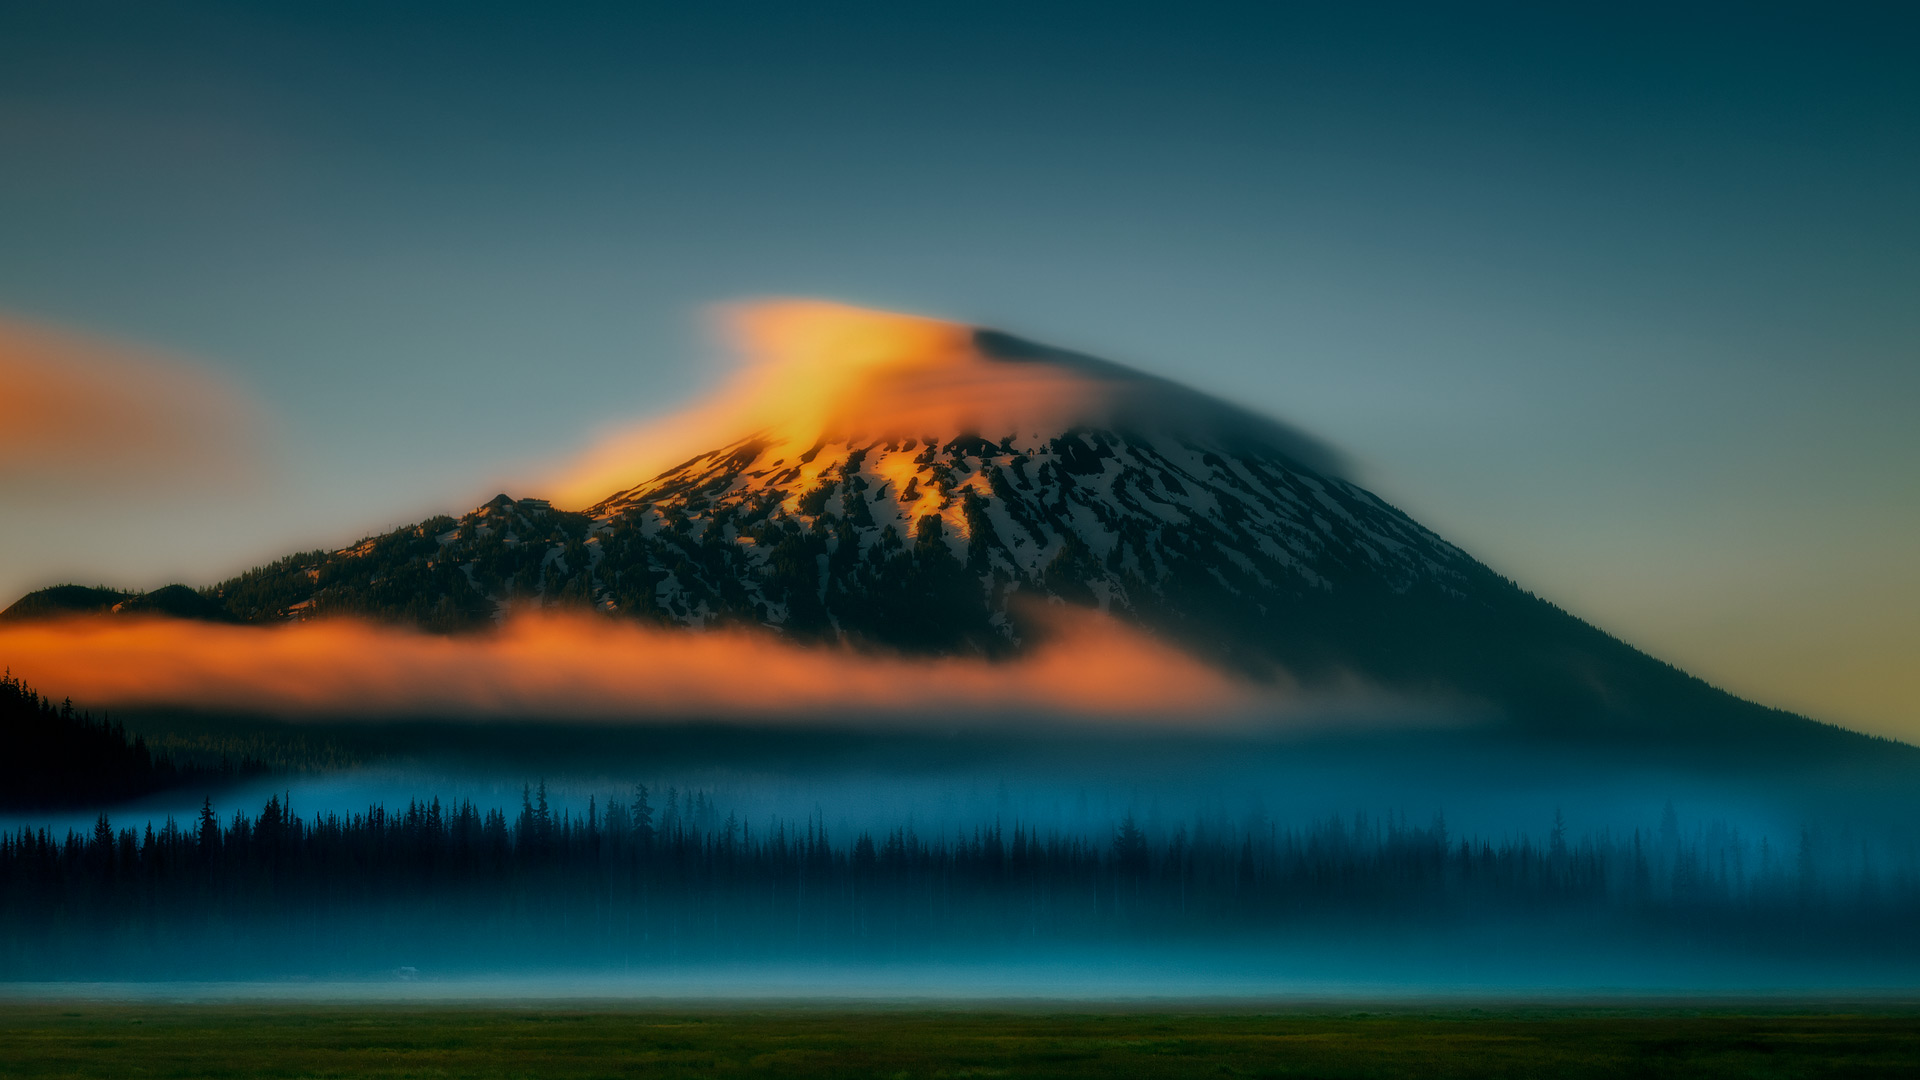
(3, 1004, 1920, 1078)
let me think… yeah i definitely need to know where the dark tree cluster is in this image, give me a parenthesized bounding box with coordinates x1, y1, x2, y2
(0, 674, 263, 810)
(4, 784, 1916, 979)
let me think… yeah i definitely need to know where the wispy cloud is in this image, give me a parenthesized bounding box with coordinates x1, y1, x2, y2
(0, 315, 264, 497)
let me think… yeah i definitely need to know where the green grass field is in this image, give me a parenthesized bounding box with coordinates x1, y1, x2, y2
(4, 1004, 1919, 1078)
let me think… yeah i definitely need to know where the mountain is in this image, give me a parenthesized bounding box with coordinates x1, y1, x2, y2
(0, 304, 1858, 744)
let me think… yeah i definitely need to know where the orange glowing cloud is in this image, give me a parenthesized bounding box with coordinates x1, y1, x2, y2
(0, 609, 1260, 724)
(546, 300, 1348, 508)
(550, 301, 1170, 509)
(0, 315, 263, 495)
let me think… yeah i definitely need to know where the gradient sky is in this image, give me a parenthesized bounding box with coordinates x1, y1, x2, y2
(2, 3, 1916, 738)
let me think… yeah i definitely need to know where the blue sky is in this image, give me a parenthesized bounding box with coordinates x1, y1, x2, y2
(2, 3, 1916, 735)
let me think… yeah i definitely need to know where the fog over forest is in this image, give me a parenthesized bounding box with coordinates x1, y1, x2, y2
(7, 674, 1919, 992)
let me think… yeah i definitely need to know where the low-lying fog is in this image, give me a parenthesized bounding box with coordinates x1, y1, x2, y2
(7, 720, 1918, 991)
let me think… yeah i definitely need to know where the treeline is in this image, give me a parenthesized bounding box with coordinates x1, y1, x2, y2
(0, 674, 266, 810)
(4, 784, 1917, 978)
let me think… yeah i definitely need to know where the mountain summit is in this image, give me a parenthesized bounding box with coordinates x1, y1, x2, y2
(3, 303, 1833, 740)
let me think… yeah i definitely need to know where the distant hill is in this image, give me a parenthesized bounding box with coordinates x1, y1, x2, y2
(1, 583, 233, 624)
(0, 584, 132, 622)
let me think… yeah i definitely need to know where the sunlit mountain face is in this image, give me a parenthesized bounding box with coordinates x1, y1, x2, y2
(548, 305, 1468, 661)
(0, 304, 1846, 743)
(579, 410, 1464, 661)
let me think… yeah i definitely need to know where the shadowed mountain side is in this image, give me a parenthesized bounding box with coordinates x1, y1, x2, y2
(100, 699, 1920, 799)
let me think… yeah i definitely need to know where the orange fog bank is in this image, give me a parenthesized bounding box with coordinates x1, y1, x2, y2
(0, 611, 1254, 723)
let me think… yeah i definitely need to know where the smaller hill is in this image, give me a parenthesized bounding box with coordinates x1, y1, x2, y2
(0, 584, 132, 623)
(0, 583, 233, 624)
(113, 584, 235, 621)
